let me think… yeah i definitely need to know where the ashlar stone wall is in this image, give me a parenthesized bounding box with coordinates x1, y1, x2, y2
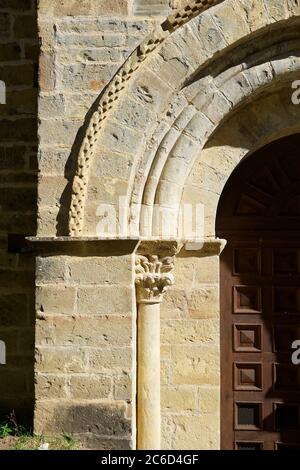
(0, 0, 38, 426)
(35, 0, 300, 451)
(34, 241, 137, 449)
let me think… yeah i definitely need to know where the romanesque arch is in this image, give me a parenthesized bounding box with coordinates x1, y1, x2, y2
(33, 0, 300, 451)
(68, 0, 300, 239)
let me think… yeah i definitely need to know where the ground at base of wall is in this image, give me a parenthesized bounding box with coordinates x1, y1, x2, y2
(0, 433, 82, 451)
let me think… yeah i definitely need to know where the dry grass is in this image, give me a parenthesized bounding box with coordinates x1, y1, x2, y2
(0, 424, 81, 450)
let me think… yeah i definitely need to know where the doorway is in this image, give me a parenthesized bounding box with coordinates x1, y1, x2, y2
(217, 134, 300, 450)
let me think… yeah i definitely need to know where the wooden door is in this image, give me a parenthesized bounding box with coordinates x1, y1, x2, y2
(217, 134, 300, 450)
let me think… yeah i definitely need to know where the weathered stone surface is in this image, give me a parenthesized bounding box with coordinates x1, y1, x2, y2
(36, 286, 76, 315)
(161, 319, 219, 344)
(39, 0, 129, 17)
(35, 375, 67, 399)
(198, 387, 220, 414)
(67, 256, 132, 285)
(32, 0, 300, 453)
(36, 256, 66, 284)
(70, 375, 112, 399)
(35, 401, 131, 437)
(187, 286, 219, 319)
(172, 345, 220, 385)
(36, 348, 87, 373)
(133, 0, 170, 16)
(36, 316, 132, 347)
(89, 348, 132, 371)
(77, 286, 133, 315)
(161, 386, 196, 411)
(114, 373, 132, 400)
(172, 415, 220, 449)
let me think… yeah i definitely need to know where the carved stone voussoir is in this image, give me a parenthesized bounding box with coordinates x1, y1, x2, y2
(135, 254, 175, 304)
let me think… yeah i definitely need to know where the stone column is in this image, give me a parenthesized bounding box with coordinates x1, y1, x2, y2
(135, 254, 175, 450)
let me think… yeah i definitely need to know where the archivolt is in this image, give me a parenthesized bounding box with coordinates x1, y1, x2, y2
(68, 0, 300, 237)
(68, 0, 224, 235)
(136, 59, 300, 238)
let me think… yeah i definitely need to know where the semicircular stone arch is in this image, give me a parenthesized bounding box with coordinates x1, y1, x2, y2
(181, 84, 300, 239)
(68, 0, 300, 237)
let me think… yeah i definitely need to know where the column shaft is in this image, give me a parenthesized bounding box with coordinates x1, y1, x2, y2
(137, 302, 161, 450)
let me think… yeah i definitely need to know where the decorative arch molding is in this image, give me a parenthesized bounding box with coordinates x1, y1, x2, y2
(68, 0, 224, 235)
(68, 0, 300, 236)
(180, 84, 300, 238)
(137, 62, 300, 238)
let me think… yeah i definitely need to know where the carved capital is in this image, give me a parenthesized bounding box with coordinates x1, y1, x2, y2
(135, 255, 175, 304)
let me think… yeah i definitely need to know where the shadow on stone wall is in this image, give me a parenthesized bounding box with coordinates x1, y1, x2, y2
(0, 0, 38, 428)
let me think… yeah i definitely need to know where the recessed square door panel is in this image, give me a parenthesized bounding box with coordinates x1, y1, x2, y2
(234, 324, 262, 352)
(233, 286, 262, 313)
(235, 402, 263, 430)
(234, 248, 261, 275)
(234, 363, 262, 390)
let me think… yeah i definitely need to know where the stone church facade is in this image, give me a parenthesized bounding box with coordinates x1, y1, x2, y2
(1, 0, 300, 450)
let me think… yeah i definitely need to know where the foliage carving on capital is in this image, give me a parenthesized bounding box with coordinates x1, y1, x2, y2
(135, 255, 175, 304)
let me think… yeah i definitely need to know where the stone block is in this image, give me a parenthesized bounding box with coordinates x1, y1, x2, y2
(38, 119, 82, 146)
(211, 1, 251, 45)
(130, 67, 172, 114)
(133, 0, 170, 16)
(162, 288, 188, 319)
(39, 94, 65, 119)
(39, 0, 128, 16)
(69, 375, 112, 399)
(194, 256, 219, 284)
(60, 63, 118, 93)
(36, 285, 75, 315)
(37, 148, 71, 175)
(36, 316, 133, 347)
(161, 386, 196, 412)
(35, 374, 67, 399)
(172, 415, 220, 449)
(89, 347, 132, 371)
(114, 373, 131, 400)
(187, 286, 219, 319)
(68, 256, 133, 286)
(198, 387, 220, 414)
(265, 0, 288, 21)
(39, 53, 56, 92)
(172, 345, 220, 385)
(34, 401, 131, 437)
(36, 347, 87, 373)
(77, 286, 133, 316)
(36, 256, 66, 284)
(161, 319, 219, 345)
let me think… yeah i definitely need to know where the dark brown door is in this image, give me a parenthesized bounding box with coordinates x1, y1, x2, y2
(217, 135, 300, 450)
